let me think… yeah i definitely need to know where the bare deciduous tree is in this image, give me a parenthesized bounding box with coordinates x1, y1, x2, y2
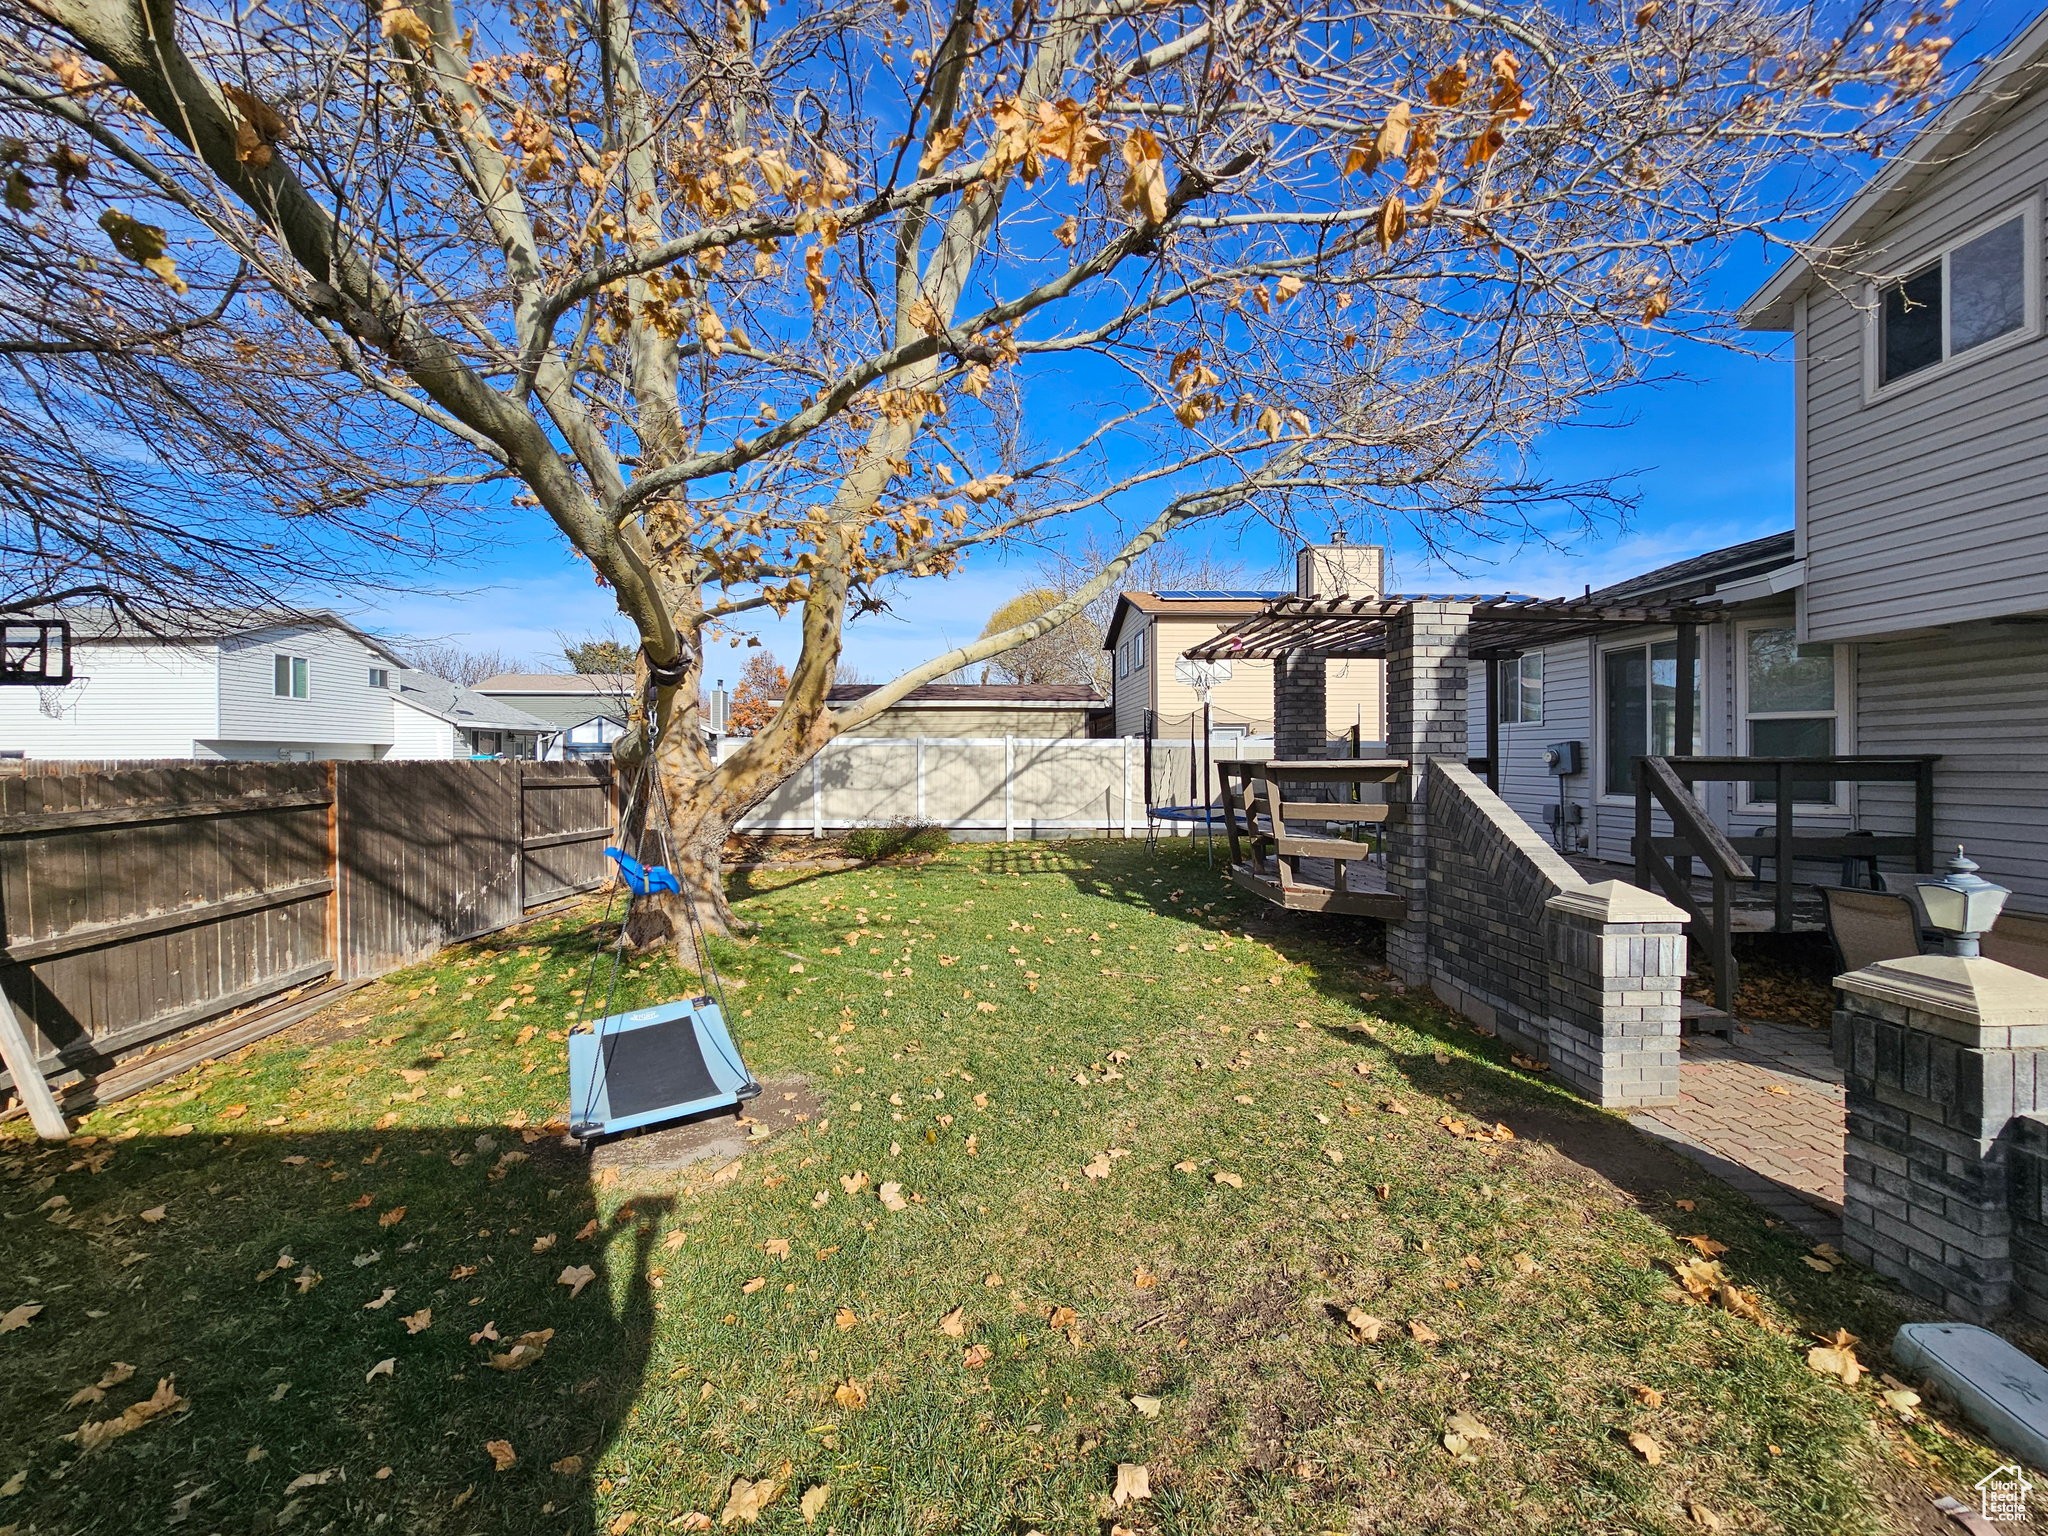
(1, 0, 1950, 932)
(400, 640, 522, 687)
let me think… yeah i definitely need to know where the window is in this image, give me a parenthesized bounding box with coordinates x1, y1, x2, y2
(273, 655, 309, 699)
(1498, 654, 1543, 725)
(1742, 626, 1842, 805)
(1117, 642, 1129, 679)
(1876, 205, 2036, 389)
(369, 667, 390, 689)
(1602, 640, 1700, 796)
(1132, 629, 1146, 670)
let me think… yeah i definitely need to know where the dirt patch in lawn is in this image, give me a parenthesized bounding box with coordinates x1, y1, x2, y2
(585, 1077, 821, 1183)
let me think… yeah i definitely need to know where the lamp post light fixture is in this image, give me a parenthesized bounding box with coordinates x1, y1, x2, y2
(1916, 846, 2011, 958)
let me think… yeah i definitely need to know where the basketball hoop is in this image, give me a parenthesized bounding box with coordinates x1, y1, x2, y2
(35, 676, 87, 719)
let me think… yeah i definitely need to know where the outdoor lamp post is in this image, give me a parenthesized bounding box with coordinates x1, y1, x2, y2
(1916, 846, 2011, 958)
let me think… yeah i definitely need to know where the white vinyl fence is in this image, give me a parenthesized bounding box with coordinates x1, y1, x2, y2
(719, 736, 1259, 839)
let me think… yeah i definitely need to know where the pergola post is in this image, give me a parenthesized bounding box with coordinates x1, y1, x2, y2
(1383, 601, 1474, 986)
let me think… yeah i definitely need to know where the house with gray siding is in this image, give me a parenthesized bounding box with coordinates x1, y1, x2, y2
(1482, 13, 2048, 914)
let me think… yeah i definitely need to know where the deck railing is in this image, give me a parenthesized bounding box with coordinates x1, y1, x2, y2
(1633, 753, 1939, 1013)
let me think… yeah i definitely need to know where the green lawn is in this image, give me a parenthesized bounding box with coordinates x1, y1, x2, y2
(0, 839, 2017, 1535)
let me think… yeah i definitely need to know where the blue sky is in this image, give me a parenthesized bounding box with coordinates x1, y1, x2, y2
(351, 0, 2034, 683)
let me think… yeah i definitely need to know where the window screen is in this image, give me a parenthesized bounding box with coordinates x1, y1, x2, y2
(1951, 216, 2027, 354)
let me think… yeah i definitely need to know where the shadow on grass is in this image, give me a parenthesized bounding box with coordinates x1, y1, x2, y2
(0, 1124, 662, 1535)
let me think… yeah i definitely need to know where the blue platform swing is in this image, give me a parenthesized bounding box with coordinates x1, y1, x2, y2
(567, 758, 760, 1143)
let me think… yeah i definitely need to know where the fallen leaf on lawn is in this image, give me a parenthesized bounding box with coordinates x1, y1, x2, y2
(1, 1304, 43, 1334)
(485, 1440, 516, 1472)
(470, 1322, 500, 1344)
(485, 1330, 554, 1371)
(834, 1307, 858, 1330)
(378, 1207, 406, 1228)
(72, 1376, 185, 1452)
(742, 1278, 767, 1294)
(66, 1383, 106, 1408)
(1134, 1266, 1157, 1290)
(551, 1455, 583, 1475)
(800, 1483, 830, 1523)
(284, 1469, 337, 1493)
(283, 1155, 307, 1166)
(576, 1219, 599, 1240)
(938, 1307, 966, 1337)
(1374, 1183, 1391, 1200)
(559, 1266, 596, 1299)
(765, 1239, 791, 1259)
(1111, 1463, 1150, 1507)
(1634, 1384, 1664, 1408)
(1805, 1329, 1862, 1386)
(1083, 1155, 1111, 1181)
(963, 1343, 993, 1368)
(402, 1308, 432, 1334)
(1626, 1430, 1665, 1465)
(675, 1515, 712, 1532)
(1510, 1053, 1548, 1072)
(533, 1234, 557, 1254)
(811, 1192, 830, 1209)
(878, 1181, 908, 1212)
(366, 1359, 395, 1383)
(833, 1378, 867, 1409)
(1131, 1395, 1161, 1417)
(294, 1268, 322, 1295)
(1213, 1171, 1243, 1188)
(0, 1468, 24, 1496)
(1716, 1282, 1769, 1327)
(1511, 1252, 1540, 1276)
(373, 1111, 399, 1130)
(1383, 1100, 1408, 1116)
(1173, 1159, 1198, 1173)
(1443, 1410, 1492, 1457)
(609, 1515, 639, 1535)
(838, 1171, 869, 1195)
(1324, 1148, 1344, 1166)
(365, 1288, 397, 1310)
(1687, 1501, 1724, 1530)
(1674, 1198, 1695, 1211)
(139, 1206, 167, 1224)
(1344, 1307, 1387, 1342)
(1880, 1386, 1921, 1420)
(1047, 1305, 1077, 1330)
(1408, 1320, 1440, 1343)
(719, 1472, 783, 1525)
(1679, 1234, 1729, 1257)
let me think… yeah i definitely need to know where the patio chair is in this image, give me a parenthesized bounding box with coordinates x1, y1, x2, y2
(1984, 909, 2048, 980)
(1821, 886, 1921, 974)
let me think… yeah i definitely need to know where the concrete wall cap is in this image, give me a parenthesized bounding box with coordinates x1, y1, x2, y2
(1546, 880, 1688, 926)
(1836, 955, 2048, 1029)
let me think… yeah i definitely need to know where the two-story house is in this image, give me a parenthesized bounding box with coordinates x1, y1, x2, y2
(1104, 541, 1388, 746)
(1474, 12, 2048, 912)
(0, 608, 414, 762)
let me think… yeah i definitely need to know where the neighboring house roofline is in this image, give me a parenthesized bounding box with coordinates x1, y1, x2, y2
(1103, 591, 1291, 650)
(766, 683, 1105, 709)
(1741, 12, 2048, 330)
(474, 672, 636, 695)
(392, 670, 555, 733)
(40, 603, 412, 668)
(1583, 530, 1799, 607)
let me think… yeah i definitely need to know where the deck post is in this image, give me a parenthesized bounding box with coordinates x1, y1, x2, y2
(1383, 600, 1474, 986)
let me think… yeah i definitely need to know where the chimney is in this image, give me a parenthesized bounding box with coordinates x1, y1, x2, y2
(1296, 536, 1386, 601)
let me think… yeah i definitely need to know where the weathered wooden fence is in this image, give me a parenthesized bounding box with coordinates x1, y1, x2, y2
(0, 759, 614, 1094)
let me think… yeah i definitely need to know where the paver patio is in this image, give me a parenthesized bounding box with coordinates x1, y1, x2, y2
(1631, 1018, 1846, 1242)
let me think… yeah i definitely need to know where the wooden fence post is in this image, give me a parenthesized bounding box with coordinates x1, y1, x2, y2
(0, 988, 67, 1141)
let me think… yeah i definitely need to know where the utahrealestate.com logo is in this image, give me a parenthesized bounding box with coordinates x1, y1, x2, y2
(1977, 1465, 2034, 1523)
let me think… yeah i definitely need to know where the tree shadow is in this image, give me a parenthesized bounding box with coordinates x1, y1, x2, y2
(0, 1123, 662, 1535)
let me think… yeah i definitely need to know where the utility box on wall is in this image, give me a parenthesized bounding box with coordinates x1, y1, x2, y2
(1543, 740, 1583, 777)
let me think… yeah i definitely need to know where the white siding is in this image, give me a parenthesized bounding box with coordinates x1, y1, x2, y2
(0, 639, 219, 759)
(215, 624, 397, 749)
(1490, 639, 1595, 857)
(1800, 83, 2048, 642)
(1853, 618, 2048, 914)
(387, 700, 462, 759)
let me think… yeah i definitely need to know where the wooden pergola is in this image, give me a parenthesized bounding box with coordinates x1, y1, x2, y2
(1184, 593, 1726, 786)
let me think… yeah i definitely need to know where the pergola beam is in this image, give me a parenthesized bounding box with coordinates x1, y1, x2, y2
(1185, 592, 1726, 662)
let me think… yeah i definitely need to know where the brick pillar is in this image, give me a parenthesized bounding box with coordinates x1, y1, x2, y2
(1383, 603, 1471, 985)
(1272, 649, 1327, 765)
(1543, 881, 1686, 1107)
(1834, 955, 2048, 1322)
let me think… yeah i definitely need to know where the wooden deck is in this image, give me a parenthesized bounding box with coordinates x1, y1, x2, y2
(1228, 849, 1405, 918)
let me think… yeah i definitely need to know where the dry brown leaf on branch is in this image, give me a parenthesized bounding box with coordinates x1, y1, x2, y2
(558, 1265, 596, 1299)
(1374, 101, 1412, 161)
(485, 1439, 516, 1472)
(378, 0, 434, 47)
(1626, 1431, 1665, 1465)
(1119, 131, 1168, 225)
